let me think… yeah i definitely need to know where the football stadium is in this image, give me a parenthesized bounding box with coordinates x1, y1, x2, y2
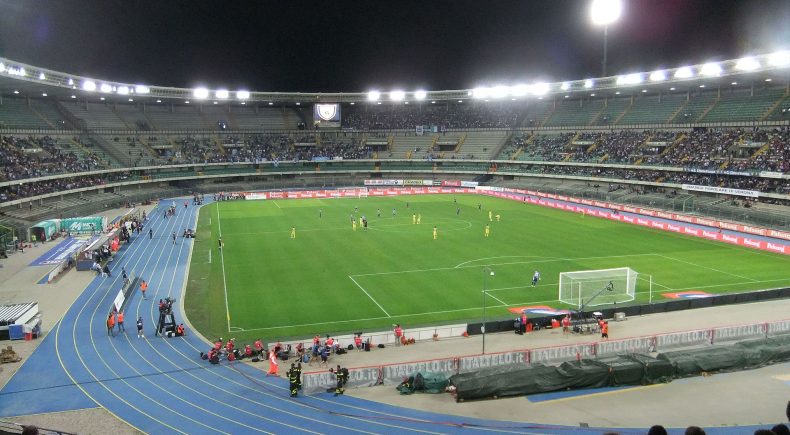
(1, 1, 790, 434)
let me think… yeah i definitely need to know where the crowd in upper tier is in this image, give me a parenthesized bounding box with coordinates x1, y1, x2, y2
(1, 126, 789, 202)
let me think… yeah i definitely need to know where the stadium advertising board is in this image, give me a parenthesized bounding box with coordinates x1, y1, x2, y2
(596, 336, 654, 356)
(457, 351, 528, 373)
(312, 103, 341, 128)
(681, 184, 760, 198)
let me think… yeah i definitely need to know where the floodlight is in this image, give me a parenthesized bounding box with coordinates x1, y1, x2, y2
(241, 102, 246, 105)
(117, 86, 130, 95)
(236, 90, 250, 100)
(649, 70, 667, 81)
(615, 91, 621, 95)
(616, 73, 642, 85)
(669, 87, 676, 91)
(193, 87, 210, 99)
(641, 89, 647, 93)
(390, 90, 405, 101)
(511, 84, 530, 97)
(100, 83, 112, 93)
(584, 79, 594, 88)
(213, 101, 218, 104)
(0, 63, 5, 72)
(128, 98, 134, 102)
(700, 62, 722, 76)
(674, 66, 694, 79)
(268, 101, 274, 105)
(185, 100, 190, 104)
(491, 85, 509, 99)
(735, 57, 760, 71)
(377, 101, 382, 105)
(67, 78, 74, 86)
(765, 78, 772, 82)
(472, 87, 491, 99)
(731, 82, 737, 85)
(82, 80, 96, 91)
(458, 100, 463, 103)
(100, 97, 105, 101)
(431, 100, 436, 104)
(590, 0, 623, 26)
(42, 93, 47, 97)
(768, 50, 790, 67)
(405, 101, 410, 105)
(414, 89, 427, 100)
(532, 82, 550, 96)
(38, 72, 46, 80)
(135, 85, 150, 94)
(70, 95, 76, 99)
(296, 102, 301, 105)
(215, 89, 230, 99)
(699, 84, 705, 88)
(156, 99, 162, 103)
(560, 82, 570, 91)
(13, 90, 19, 94)
(367, 90, 381, 101)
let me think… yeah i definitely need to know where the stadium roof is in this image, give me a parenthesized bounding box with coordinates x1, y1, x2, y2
(1, 52, 788, 106)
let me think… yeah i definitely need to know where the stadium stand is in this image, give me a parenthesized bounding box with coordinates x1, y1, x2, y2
(615, 94, 686, 125)
(542, 99, 604, 127)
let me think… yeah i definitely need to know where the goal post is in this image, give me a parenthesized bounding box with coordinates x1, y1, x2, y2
(559, 267, 637, 309)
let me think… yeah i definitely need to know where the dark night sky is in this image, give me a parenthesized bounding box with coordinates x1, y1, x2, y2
(0, 0, 787, 92)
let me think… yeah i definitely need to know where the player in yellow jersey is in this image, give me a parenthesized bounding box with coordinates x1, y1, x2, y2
(290, 227, 296, 239)
(433, 226, 437, 240)
(412, 213, 416, 224)
(485, 224, 490, 237)
(496, 214, 501, 222)
(489, 211, 493, 222)
(352, 220, 357, 231)
(417, 214, 421, 224)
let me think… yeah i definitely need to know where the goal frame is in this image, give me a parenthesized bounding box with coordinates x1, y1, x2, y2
(558, 267, 638, 309)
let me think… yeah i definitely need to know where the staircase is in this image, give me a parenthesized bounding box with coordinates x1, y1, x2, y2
(697, 98, 719, 121)
(659, 133, 687, 157)
(667, 99, 691, 123)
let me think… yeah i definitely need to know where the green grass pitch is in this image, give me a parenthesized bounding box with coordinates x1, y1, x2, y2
(184, 194, 790, 343)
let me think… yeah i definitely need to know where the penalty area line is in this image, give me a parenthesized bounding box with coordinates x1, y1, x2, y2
(349, 275, 391, 317)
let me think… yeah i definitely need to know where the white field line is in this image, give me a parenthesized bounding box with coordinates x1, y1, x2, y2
(455, 255, 561, 268)
(351, 253, 659, 278)
(233, 277, 790, 332)
(216, 202, 232, 332)
(485, 290, 507, 306)
(656, 254, 760, 282)
(272, 201, 281, 209)
(348, 275, 391, 317)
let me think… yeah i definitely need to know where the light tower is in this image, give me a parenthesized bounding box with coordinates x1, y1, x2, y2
(590, 0, 623, 77)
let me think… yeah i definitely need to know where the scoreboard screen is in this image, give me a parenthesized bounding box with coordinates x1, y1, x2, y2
(313, 103, 341, 128)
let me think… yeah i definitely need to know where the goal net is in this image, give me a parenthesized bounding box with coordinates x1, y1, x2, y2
(559, 267, 637, 309)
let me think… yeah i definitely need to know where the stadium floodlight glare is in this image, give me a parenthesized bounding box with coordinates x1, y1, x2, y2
(367, 90, 381, 101)
(768, 50, 790, 67)
(117, 86, 130, 95)
(560, 82, 570, 91)
(156, 99, 162, 103)
(135, 85, 150, 94)
(67, 78, 74, 86)
(616, 73, 642, 85)
(584, 79, 594, 88)
(100, 97, 105, 101)
(490, 85, 509, 99)
(13, 90, 19, 94)
(389, 90, 405, 101)
(215, 89, 230, 99)
(185, 100, 190, 104)
(82, 80, 96, 91)
(414, 89, 427, 100)
(674, 66, 694, 79)
(42, 93, 47, 97)
(193, 87, 210, 99)
(236, 90, 250, 100)
(511, 84, 530, 97)
(700, 62, 722, 76)
(268, 101, 274, 105)
(100, 83, 112, 93)
(38, 72, 46, 80)
(70, 95, 76, 99)
(128, 98, 134, 102)
(735, 57, 760, 71)
(532, 82, 550, 96)
(590, 0, 623, 26)
(0, 63, 5, 72)
(649, 70, 667, 81)
(472, 87, 491, 99)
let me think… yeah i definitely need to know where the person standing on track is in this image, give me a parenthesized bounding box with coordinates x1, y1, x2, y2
(107, 313, 115, 336)
(117, 310, 125, 333)
(171, 232, 176, 245)
(136, 316, 144, 338)
(140, 280, 148, 299)
(266, 348, 279, 376)
(149, 228, 153, 240)
(288, 363, 299, 397)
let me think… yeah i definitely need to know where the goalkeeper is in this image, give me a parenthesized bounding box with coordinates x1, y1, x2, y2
(531, 270, 541, 287)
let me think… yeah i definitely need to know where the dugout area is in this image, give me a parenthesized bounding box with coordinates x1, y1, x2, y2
(450, 334, 790, 402)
